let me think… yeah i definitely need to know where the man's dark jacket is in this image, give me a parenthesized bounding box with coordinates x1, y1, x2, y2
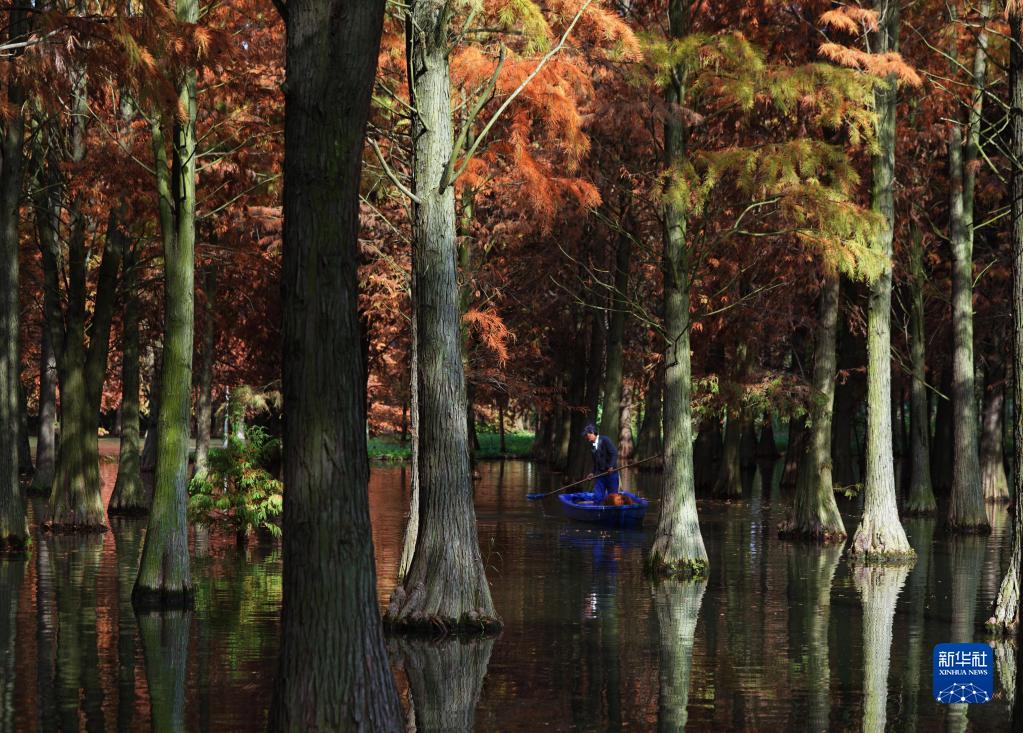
(591, 434, 618, 474)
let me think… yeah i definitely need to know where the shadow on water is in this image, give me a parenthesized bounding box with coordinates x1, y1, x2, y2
(392, 636, 495, 732)
(653, 577, 707, 732)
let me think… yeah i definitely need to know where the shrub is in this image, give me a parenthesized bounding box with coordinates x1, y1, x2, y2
(188, 425, 283, 545)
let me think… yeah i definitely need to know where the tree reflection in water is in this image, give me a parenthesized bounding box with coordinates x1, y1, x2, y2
(0, 555, 26, 731)
(903, 517, 936, 733)
(138, 609, 192, 733)
(394, 636, 495, 732)
(852, 562, 912, 733)
(785, 543, 841, 733)
(111, 517, 145, 732)
(653, 577, 707, 732)
(947, 535, 986, 733)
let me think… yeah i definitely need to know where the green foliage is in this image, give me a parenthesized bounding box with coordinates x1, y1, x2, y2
(188, 426, 283, 541)
(495, 0, 552, 55)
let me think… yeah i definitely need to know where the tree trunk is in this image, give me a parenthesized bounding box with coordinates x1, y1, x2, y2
(268, 0, 403, 729)
(780, 271, 846, 542)
(648, 0, 708, 578)
(981, 368, 1010, 503)
(636, 366, 663, 467)
(396, 637, 494, 731)
(905, 227, 936, 514)
(989, 1, 1023, 636)
(713, 413, 742, 498)
(0, 0, 28, 550)
(17, 379, 31, 475)
(133, 0, 198, 604)
(32, 318, 57, 493)
(653, 578, 707, 731)
(398, 310, 420, 583)
(193, 266, 216, 479)
(619, 385, 635, 461)
(831, 370, 858, 487)
(781, 415, 806, 489)
(757, 414, 778, 458)
(849, 0, 914, 561)
(137, 610, 190, 731)
(852, 564, 912, 733)
(601, 228, 631, 444)
(693, 419, 720, 493)
(569, 309, 605, 480)
(385, 0, 499, 634)
(109, 256, 147, 515)
(931, 364, 954, 496)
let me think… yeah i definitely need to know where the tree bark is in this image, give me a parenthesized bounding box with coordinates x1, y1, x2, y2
(636, 365, 663, 467)
(386, 0, 500, 633)
(31, 319, 57, 493)
(931, 364, 954, 495)
(601, 228, 631, 444)
(981, 367, 1010, 503)
(648, 0, 708, 578)
(268, 0, 403, 729)
(781, 414, 806, 489)
(780, 271, 846, 542)
(193, 266, 216, 478)
(17, 378, 31, 475)
(989, 1, 1023, 636)
(133, 0, 198, 604)
(849, 0, 914, 561)
(0, 0, 29, 550)
(757, 414, 779, 458)
(398, 310, 420, 583)
(713, 413, 742, 498)
(109, 252, 147, 515)
(653, 578, 707, 731)
(905, 228, 936, 514)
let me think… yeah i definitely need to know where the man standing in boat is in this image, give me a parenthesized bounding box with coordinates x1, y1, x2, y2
(583, 424, 619, 501)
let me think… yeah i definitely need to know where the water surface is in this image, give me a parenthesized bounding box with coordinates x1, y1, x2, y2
(2, 457, 1016, 731)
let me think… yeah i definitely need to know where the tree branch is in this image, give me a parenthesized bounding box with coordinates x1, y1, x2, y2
(369, 137, 421, 203)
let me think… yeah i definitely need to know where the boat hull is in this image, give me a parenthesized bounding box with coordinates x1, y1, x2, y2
(557, 491, 648, 528)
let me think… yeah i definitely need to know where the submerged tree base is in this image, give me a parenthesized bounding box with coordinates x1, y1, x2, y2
(41, 520, 107, 534)
(385, 584, 502, 637)
(944, 520, 993, 535)
(902, 501, 937, 517)
(132, 584, 195, 612)
(644, 553, 708, 580)
(777, 521, 847, 544)
(106, 504, 149, 518)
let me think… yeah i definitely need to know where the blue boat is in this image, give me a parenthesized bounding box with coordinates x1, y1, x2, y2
(557, 491, 649, 528)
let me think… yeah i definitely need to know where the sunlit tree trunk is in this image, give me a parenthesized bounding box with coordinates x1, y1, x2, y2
(781, 271, 845, 542)
(386, 0, 499, 632)
(193, 266, 216, 479)
(0, 0, 27, 549)
(32, 321, 57, 493)
(946, 1, 991, 533)
(989, 0, 1023, 636)
(268, 0, 403, 728)
(601, 228, 631, 444)
(648, 0, 708, 578)
(980, 367, 1010, 503)
(905, 228, 936, 514)
(849, 0, 913, 561)
(653, 578, 707, 731)
(398, 311, 420, 582)
(110, 249, 147, 515)
(133, 0, 198, 604)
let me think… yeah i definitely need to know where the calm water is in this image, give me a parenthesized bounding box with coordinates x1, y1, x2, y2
(1, 456, 1017, 731)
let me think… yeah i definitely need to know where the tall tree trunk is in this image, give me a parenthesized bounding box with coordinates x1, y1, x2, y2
(193, 266, 216, 478)
(385, 0, 499, 633)
(849, 0, 914, 561)
(133, 0, 198, 603)
(17, 378, 31, 475)
(569, 308, 605, 480)
(831, 369, 858, 487)
(0, 0, 28, 549)
(636, 365, 663, 466)
(32, 318, 57, 493)
(981, 367, 1010, 503)
(713, 413, 742, 498)
(780, 271, 846, 542)
(781, 414, 806, 489)
(757, 414, 779, 458)
(905, 227, 936, 514)
(648, 0, 708, 578)
(109, 253, 147, 515)
(989, 0, 1023, 636)
(619, 385, 635, 461)
(931, 364, 954, 495)
(601, 228, 631, 444)
(398, 311, 420, 583)
(268, 0, 403, 728)
(653, 578, 707, 731)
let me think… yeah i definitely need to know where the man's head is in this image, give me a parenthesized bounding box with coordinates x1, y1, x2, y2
(582, 424, 597, 444)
